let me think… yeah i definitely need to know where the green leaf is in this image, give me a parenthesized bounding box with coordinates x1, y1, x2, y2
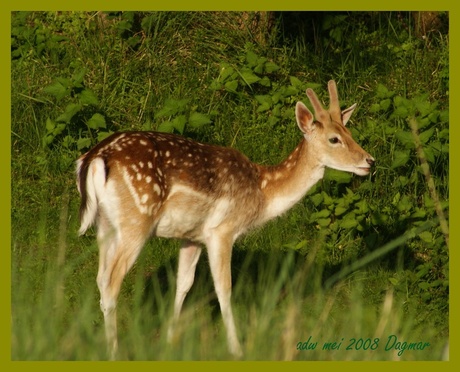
(310, 209, 331, 221)
(245, 50, 259, 67)
(355, 199, 369, 214)
(45, 118, 55, 132)
(410, 208, 426, 219)
(371, 211, 388, 225)
(224, 80, 238, 93)
(171, 115, 187, 134)
(424, 147, 436, 163)
(418, 231, 433, 243)
(56, 103, 82, 123)
(326, 169, 352, 184)
(265, 61, 280, 73)
(380, 98, 392, 110)
(440, 109, 449, 123)
(239, 69, 260, 85)
(53, 123, 66, 136)
(257, 102, 271, 112)
(209, 80, 222, 91)
(155, 98, 189, 119)
(395, 130, 415, 149)
(77, 137, 92, 150)
(369, 103, 381, 113)
(72, 68, 86, 88)
(321, 191, 334, 206)
(310, 193, 323, 207)
(97, 131, 113, 142)
(43, 81, 68, 100)
(414, 96, 433, 117)
(254, 63, 265, 74)
(391, 106, 409, 119)
(255, 95, 272, 105)
(340, 213, 358, 229)
(419, 127, 435, 144)
(376, 84, 394, 99)
(397, 195, 413, 213)
(62, 135, 75, 148)
(289, 76, 303, 88)
(220, 65, 235, 82)
(283, 85, 299, 97)
(87, 113, 106, 129)
(418, 282, 430, 290)
(259, 76, 271, 87)
(335, 205, 348, 216)
(284, 239, 308, 251)
(316, 218, 331, 227)
(427, 111, 439, 124)
(157, 121, 174, 133)
(391, 150, 410, 168)
(79, 89, 99, 105)
(188, 112, 211, 129)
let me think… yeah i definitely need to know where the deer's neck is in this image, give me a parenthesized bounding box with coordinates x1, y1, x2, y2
(257, 139, 324, 223)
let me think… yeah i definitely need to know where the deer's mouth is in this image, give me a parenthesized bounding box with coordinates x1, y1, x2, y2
(355, 166, 371, 175)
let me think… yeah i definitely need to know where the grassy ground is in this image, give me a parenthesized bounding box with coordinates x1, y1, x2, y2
(11, 11, 449, 360)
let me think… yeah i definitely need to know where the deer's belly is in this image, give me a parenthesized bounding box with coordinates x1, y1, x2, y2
(154, 184, 233, 242)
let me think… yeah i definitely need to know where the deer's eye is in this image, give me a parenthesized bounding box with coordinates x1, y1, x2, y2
(329, 137, 341, 144)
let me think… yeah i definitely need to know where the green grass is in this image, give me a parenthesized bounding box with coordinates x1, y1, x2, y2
(11, 11, 449, 361)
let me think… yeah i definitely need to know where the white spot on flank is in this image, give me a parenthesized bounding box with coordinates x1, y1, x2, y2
(148, 161, 153, 168)
(153, 184, 161, 195)
(146, 176, 152, 183)
(121, 166, 148, 215)
(140, 140, 148, 146)
(141, 194, 149, 204)
(165, 150, 170, 157)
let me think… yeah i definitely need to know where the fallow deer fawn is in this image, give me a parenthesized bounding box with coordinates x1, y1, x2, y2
(77, 80, 374, 359)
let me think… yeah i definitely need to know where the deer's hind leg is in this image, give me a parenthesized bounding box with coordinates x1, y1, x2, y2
(96, 210, 151, 359)
(168, 240, 202, 343)
(206, 233, 242, 358)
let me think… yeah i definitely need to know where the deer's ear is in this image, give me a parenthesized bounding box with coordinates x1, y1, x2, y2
(341, 103, 357, 126)
(296, 102, 315, 135)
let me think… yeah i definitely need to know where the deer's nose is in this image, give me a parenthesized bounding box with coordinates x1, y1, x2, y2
(366, 158, 375, 166)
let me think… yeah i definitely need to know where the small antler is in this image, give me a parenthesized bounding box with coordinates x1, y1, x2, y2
(306, 88, 329, 123)
(306, 80, 342, 123)
(327, 80, 342, 122)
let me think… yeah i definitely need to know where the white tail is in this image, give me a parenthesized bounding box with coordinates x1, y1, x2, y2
(76, 80, 374, 359)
